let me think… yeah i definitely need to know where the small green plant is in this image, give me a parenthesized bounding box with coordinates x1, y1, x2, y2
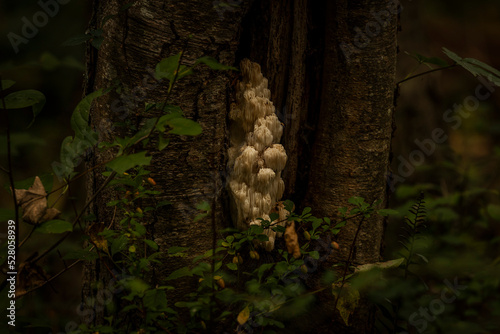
(0, 46, 237, 332)
(3, 42, 500, 334)
(362, 193, 429, 333)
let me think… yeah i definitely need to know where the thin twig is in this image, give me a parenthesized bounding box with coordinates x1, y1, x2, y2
(47, 159, 109, 196)
(131, 40, 189, 147)
(30, 171, 117, 265)
(15, 259, 82, 299)
(66, 177, 83, 230)
(333, 215, 366, 310)
(397, 64, 457, 85)
(18, 225, 37, 248)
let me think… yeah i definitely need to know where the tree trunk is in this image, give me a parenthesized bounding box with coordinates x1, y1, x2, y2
(82, 0, 251, 324)
(82, 0, 396, 332)
(302, 1, 398, 332)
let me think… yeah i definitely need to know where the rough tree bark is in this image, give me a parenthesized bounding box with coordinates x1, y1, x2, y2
(83, 0, 397, 332)
(302, 1, 398, 332)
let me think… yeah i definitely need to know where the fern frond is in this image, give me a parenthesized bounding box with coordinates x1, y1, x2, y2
(400, 192, 427, 279)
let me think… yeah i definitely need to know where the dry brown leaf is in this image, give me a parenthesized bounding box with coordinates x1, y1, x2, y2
(86, 222, 108, 251)
(332, 283, 360, 326)
(277, 201, 301, 259)
(237, 305, 250, 325)
(14, 176, 60, 225)
(17, 261, 49, 296)
(284, 220, 301, 259)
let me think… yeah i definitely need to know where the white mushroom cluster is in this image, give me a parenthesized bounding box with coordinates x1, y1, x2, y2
(228, 59, 287, 251)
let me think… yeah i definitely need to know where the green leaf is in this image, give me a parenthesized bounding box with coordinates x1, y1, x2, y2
(168, 117, 202, 136)
(333, 285, 360, 326)
(166, 267, 192, 280)
(128, 117, 158, 146)
(143, 289, 168, 311)
(90, 28, 103, 37)
(283, 200, 295, 212)
(58, 135, 92, 177)
(249, 225, 264, 235)
(443, 48, 500, 86)
(156, 112, 183, 132)
(75, 90, 103, 117)
(111, 235, 128, 256)
(155, 53, 193, 84)
(422, 56, 449, 67)
(124, 278, 149, 298)
(1, 80, 15, 90)
(312, 219, 321, 230)
(309, 251, 320, 260)
(465, 57, 500, 78)
(487, 204, 500, 220)
(106, 151, 152, 174)
(39, 52, 60, 70)
(144, 239, 159, 250)
(196, 201, 211, 211)
(348, 196, 365, 206)
(195, 56, 238, 71)
(269, 212, 279, 221)
(70, 111, 95, 144)
(56, 90, 104, 178)
(91, 37, 103, 50)
(36, 220, 73, 234)
(227, 263, 238, 271)
(3, 90, 46, 126)
(132, 221, 146, 236)
(257, 263, 275, 281)
(256, 234, 269, 242)
(194, 213, 208, 222)
(71, 90, 103, 140)
(158, 136, 169, 150)
(410, 53, 449, 67)
(274, 225, 286, 234)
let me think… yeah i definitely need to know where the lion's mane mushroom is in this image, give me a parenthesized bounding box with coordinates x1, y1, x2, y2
(227, 59, 287, 251)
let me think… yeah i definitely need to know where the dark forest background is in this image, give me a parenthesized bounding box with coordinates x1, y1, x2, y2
(1, 0, 500, 331)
